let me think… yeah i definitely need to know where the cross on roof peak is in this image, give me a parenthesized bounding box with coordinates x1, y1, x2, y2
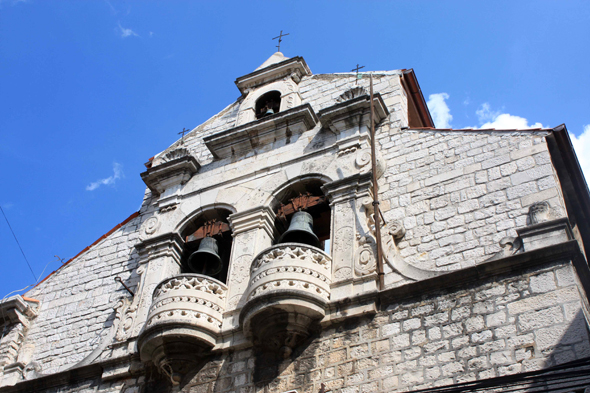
(272, 30, 289, 52)
(351, 64, 365, 84)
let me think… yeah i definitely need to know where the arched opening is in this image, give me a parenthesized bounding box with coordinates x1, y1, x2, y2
(272, 179, 331, 252)
(180, 208, 233, 284)
(255, 91, 281, 119)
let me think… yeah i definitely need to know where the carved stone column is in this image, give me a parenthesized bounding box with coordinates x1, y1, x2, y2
(322, 173, 376, 300)
(0, 296, 38, 387)
(225, 206, 276, 312)
(126, 233, 184, 341)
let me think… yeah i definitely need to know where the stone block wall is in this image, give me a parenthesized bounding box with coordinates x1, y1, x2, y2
(23, 215, 143, 375)
(172, 261, 590, 393)
(375, 129, 565, 272)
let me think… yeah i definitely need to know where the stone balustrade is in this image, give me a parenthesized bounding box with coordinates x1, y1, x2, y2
(138, 274, 227, 384)
(240, 243, 332, 357)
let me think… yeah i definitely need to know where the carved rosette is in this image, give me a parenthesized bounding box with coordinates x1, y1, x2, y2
(138, 274, 227, 385)
(240, 243, 331, 358)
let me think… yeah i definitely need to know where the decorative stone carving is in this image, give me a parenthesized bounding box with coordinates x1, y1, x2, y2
(355, 235, 376, 276)
(528, 201, 557, 224)
(240, 243, 331, 358)
(336, 87, 367, 103)
(138, 274, 227, 385)
(141, 216, 160, 238)
(154, 147, 191, 166)
(355, 151, 371, 168)
(22, 361, 41, 380)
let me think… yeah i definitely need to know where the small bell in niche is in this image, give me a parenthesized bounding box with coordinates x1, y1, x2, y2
(278, 211, 320, 248)
(187, 237, 223, 276)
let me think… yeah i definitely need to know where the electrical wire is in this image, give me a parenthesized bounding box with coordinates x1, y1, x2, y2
(1, 205, 37, 281)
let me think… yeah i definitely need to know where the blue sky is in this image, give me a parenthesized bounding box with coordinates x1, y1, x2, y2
(1, 1, 589, 296)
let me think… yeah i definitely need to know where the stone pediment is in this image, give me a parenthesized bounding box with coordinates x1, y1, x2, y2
(235, 56, 311, 95)
(203, 104, 318, 159)
(318, 94, 389, 134)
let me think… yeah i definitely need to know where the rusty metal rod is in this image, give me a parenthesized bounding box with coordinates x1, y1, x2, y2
(114, 276, 134, 296)
(369, 74, 385, 291)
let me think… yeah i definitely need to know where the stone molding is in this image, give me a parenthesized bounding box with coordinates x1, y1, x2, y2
(228, 206, 276, 238)
(203, 104, 319, 159)
(235, 56, 311, 95)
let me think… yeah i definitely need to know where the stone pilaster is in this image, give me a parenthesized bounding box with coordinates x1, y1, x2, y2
(225, 206, 276, 312)
(322, 173, 377, 299)
(128, 233, 183, 339)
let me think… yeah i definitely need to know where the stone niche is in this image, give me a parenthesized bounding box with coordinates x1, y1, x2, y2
(239, 243, 331, 358)
(138, 274, 227, 385)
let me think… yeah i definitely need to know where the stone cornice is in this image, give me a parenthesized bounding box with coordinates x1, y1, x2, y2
(318, 94, 389, 134)
(0, 296, 38, 327)
(235, 56, 311, 95)
(321, 172, 373, 204)
(140, 155, 200, 195)
(134, 232, 184, 266)
(228, 206, 276, 238)
(203, 104, 318, 159)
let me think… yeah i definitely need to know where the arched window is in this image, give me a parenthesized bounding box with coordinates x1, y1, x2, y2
(255, 91, 281, 119)
(181, 208, 233, 284)
(273, 179, 330, 252)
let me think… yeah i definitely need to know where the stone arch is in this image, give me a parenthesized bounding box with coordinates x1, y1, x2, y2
(236, 79, 302, 126)
(266, 173, 333, 249)
(175, 203, 237, 283)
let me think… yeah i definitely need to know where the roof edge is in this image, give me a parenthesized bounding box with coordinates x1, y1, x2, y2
(401, 69, 435, 128)
(33, 211, 140, 288)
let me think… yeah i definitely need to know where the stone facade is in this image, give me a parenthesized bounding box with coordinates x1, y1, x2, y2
(1, 53, 589, 393)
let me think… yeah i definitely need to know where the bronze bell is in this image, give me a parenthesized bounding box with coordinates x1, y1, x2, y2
(278, 211, 320, 248)
(188, 237, 223, 276)
(265, 108, 275, 116)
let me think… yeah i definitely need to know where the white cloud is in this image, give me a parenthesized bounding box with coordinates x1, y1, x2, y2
(569, 125, 590, 183)
(477, 103, 543, 129)
(117, 22, 138, 38)
(86, 163, 123, 191)
(427, 93, 452, 128)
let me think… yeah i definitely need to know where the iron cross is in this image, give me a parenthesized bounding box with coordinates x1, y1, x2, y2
(272, 30, 290, 52)
(351, 64, 365, 84)
(178, 127, 190, 144)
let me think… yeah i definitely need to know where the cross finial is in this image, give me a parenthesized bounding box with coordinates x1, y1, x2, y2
(351, 64, 365, 85)
(272, 30, 289, 52)
(178, 127, 190, 144)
